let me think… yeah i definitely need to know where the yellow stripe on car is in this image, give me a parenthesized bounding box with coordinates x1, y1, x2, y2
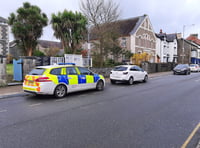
(68, 75, 78, 85)
(86, 75, 94, 83)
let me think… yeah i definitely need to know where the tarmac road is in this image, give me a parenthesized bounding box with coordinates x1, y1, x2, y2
(0, 72, 200, 148)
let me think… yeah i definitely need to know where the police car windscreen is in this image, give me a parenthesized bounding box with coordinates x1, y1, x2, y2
(29, 68, 45, 75)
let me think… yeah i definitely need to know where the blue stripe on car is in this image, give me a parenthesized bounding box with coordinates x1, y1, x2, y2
(94, 74, 100, 82)
(78, 75, 86, 84)
(58, 75, 69, 85)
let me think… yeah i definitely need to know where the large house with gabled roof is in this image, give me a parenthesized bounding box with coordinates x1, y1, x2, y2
(86, 14, 157, 63)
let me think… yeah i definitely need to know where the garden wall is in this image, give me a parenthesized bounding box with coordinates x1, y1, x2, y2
(141, 62, 176, 73)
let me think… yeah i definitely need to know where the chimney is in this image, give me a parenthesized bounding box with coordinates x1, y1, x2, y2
(160, 29, 163, 34)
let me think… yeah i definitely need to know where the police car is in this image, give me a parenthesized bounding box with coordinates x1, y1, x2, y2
(23, 64, 105, 98)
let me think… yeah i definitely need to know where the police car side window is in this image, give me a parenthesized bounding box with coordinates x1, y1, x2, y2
(66, 67, 77, 75)
(50, 68, 61, 75)
(78, 67, 92, 75)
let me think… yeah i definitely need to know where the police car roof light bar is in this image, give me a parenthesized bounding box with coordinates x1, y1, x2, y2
(58, 63, 76, 65)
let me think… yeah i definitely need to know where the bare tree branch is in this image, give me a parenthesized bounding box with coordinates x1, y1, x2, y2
(80, 0, 121, 67)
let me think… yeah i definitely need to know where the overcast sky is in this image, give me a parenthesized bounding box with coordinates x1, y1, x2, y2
(1, 0, 200, 41)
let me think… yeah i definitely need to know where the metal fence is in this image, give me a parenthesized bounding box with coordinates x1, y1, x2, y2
(50, 57, 65, 65)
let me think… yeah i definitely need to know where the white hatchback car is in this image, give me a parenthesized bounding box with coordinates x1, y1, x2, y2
(189, 64, 200, 72)
(110, 65, 148, 85)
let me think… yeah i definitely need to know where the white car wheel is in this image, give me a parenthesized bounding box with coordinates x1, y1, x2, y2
(143, 75, 148, 82)
(128, 77, 134, 85)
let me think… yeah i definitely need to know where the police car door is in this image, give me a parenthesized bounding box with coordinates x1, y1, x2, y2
(66, 67, 80, 92)
(77, 67, 95, 90)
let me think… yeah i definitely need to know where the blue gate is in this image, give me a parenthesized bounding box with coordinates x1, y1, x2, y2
(13, 59, 23, 81)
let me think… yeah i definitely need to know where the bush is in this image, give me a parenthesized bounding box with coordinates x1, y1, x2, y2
(6, 54, 13, 64)
(103, 59, 123, 67)
(33, 50, 45, 56)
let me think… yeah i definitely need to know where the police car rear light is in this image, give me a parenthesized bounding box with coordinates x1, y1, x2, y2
(35, 77, 51, 82)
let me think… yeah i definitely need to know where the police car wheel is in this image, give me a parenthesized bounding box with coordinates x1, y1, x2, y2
(96, 80, 104, 91)
(54, 85, 67, 98)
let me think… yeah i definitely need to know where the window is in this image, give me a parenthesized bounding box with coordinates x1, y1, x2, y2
(113, 66, 127, 71)
(78, 67, 92, 75)
(50, 68, 61, 75)
(66, 67, 77, 75)
(130, 66, 141, 71)
(29, 68, 45, 75)
(121, 38, 127, 48)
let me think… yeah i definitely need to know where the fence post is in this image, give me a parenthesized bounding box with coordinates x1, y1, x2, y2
(21, 56, 36, 79)
(0, 56, 7, 86)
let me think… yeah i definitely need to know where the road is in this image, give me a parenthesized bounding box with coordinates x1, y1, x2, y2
(0, 73, 200, 148)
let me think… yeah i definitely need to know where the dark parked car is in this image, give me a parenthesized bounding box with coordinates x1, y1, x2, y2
(173, 64, 191, 75)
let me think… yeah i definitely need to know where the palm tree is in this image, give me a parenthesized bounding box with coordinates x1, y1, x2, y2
(8, 2, 48, 56)
(51, 10, 87, 54)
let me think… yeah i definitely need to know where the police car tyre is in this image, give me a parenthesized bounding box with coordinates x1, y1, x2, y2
(96, 80, 104, 91)
(128, 77, 134, 85)
(54, 85, 67, 98)
(143, 75, 148, 83)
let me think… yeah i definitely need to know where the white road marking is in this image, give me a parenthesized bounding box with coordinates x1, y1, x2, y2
(29, 103, 42, 107)
(196, 140, 200, 148)
(0, 109, 7, 113)
(55, 99, 65, 102)
(79, 95, 87, 97)
(120, 87, 126, 89)
(195, 79, 200, 82)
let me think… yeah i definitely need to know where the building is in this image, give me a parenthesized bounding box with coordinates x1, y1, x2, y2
(87, 14, 157, 63)
(0, 16, 9, 56)
(9, 40, 63, 58)
(177, 38, 198, 64)
(186, 34, 200, 64)
(156, 30, 178, 63)
(37, 40, 63, 56)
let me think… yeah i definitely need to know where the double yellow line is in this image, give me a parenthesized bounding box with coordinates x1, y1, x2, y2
(181, 122, 200, 148)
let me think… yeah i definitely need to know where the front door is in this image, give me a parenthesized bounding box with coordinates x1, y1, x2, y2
(77, 67, 95, 89)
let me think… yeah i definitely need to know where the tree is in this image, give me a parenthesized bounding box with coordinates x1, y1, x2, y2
(8, 2, 48, 56)
(80, 0, 120, 67)
(51, 10, 87, 54)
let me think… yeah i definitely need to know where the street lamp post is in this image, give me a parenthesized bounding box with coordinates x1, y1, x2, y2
(87, 25, 91, 67)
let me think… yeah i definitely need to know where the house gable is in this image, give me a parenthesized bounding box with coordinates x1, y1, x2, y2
(131, 15, 156, 62)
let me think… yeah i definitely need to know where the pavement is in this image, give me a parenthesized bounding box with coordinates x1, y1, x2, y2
(0, 71, 172, 99)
